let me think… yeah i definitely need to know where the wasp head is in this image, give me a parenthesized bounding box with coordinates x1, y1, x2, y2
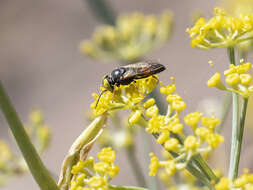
(102, 75, 114, 92)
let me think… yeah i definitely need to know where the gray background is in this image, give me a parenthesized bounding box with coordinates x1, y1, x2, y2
(1, 0, 253, 189)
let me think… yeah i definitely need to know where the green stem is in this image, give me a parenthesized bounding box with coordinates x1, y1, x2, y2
(192, 154, 218, 183)
(126, 145, 147, 188)
(227, 47, 236, 65)
(227, 47, 240, 181)
(86, 0, 116, 25)
(0, 81, 59, 190)
(229, 98, 248, 180)
(109, 184, 147, 190)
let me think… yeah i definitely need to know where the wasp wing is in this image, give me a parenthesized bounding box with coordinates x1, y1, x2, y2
(120, 62, 166, 81)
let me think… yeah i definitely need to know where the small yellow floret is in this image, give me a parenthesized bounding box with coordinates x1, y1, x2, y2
(215, 177, 230, 190)
(87, 176, 107, 188)
(157, 131, 170, 144)
(160, 84, 176, 95)
(225, 73, 241, 86)
(97, 147, 116, 163)
(164, 161, 177, 176)
(164, 138, 179, 151)
(201, 117, 220, 129)
(207, 73, 226, 90)
(233, 174, 248, 188)
(184, 136, 198, 150)
(146, 105, 159, 117)
(240, 74, 252, 86)
(184, 112, 203, 127)
(149, 153, 160, 176)
(171, 100, 186, 112)
(143, 98, 156, 108)
(128, 110, 142, 125)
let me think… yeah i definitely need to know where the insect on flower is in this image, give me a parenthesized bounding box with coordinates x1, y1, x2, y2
(95, 61, 166, 108)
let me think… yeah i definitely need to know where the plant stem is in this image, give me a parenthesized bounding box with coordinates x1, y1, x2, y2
(126, 145, 147, 188)
(227, 47, 235, 65)
(227, 47, 241, 181)
(229, 98, 248, 180)
(109, 184, 147, 190)
(86, 0, 116, 25)
(0, 81, 59, 190)
(192, 154, 218, 183)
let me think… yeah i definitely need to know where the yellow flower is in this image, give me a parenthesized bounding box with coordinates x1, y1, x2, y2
(70, 147, 119, 190)
(225, 73, 241, 86)
(233, 174, 248, 187)
(164, 160, 177, 176)
(184, 136, 198, 150)
(149, 153, 160, 176)
(143, 98, 156, 109)
(187, 8, 253, 49)
(171, 100, 186, 112)
(208, 61, 253, 97)
(207, 73, 227, 90)
(81, 12, 173, 62)
(128, 110, 142, 125)
(146, 105, 159, 117)
(91, 76, 158, 116)
(29, 110, 43, 125)
(97, 147, 116, 163)
(164, 138, 179, 151)
(146, 115, 165, 133)
(201, 117, 220, 130)
(87, 176, 108, 188)
(206, 133, 224, 148)
(184, 112, 203, 127)
(215, 177, 230, 190)
(157, 131, 170, 144)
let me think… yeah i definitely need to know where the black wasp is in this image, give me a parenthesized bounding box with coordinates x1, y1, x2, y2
(95, 61, 166, 108)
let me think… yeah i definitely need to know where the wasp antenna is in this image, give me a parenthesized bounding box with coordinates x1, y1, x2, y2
(95, 90, 107, 109)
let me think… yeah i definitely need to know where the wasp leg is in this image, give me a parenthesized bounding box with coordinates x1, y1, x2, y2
(132, 80, 145, 97)
(152, 75, 160, 84)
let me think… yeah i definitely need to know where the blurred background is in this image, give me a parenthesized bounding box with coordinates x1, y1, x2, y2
(1, 0, 253, 189)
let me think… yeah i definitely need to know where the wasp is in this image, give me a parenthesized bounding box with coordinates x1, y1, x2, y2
(95, 61, 166, 108)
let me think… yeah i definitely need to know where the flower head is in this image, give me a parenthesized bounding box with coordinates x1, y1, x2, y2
(208, 60, 253, 98)
(70, 147, 119, 190)
(81, 12, 173, 62)
(91, 75, 158, 116)
(187, 8, 253, 49)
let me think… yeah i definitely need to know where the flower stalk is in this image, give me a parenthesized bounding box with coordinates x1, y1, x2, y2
(227, 47, 241, 181)
(229, 98, 248, 180)
(0, 81, 59, 190)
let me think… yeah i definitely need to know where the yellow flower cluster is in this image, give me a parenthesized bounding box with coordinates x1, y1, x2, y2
(28, 110, 51, 153)
(0, 110, 51, 186)
(186, 8, 253, 49)
(80, 12, 172, 62)
(208, 60, 253, 97)
(147, 83, 223, 177)
(221, 0, 253, 16)
(70, 147, 119, 190)
(220, 0, 253, 51)
(90, 76, 158, 116)
(215, 169, 253, 190)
